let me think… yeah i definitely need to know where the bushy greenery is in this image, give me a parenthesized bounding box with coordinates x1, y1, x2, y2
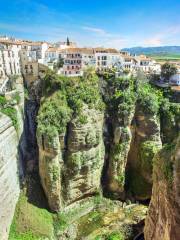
(37, 92, 72, 139)
(37, 69, 104, 139)
(161, 62, 177, 81)
(0, 95, 7, 107)
(137, 83, 162, 115)
(0, 95, 18, 130)
(160, 98, 180, 124)
(103, 76, 136, 119)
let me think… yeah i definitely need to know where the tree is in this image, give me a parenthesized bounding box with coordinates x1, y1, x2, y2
(66, 37, 70, 46)
(161, 63, 177, 82)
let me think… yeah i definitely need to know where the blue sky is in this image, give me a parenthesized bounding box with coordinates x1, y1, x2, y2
(0, 0, 180, 48)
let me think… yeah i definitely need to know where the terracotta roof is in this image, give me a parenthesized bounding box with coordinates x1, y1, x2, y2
(136, 55, 152, 61)
(0, 39, 22, 45)
(94, 48, 119, 54)
(46, 47, 58, 52)
(60, 48, 95, 54)
(123, 56, 137, 62)
(0, 39, 48, 46)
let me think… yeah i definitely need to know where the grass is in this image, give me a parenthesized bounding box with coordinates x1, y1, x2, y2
(149, 54, 180, 62)
(9, 194, 54, 240)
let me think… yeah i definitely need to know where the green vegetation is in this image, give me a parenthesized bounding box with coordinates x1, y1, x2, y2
(160, 98, 180, 124)
(78, 210, 104, 237)
(37, 69, 104, 139)
(1, 107, 18, 129)
(162, 143, 175, 185)
(14, 92, 21, 104)
(106, 232, 125, 240)
(137, 83, 162, 115)
(24, 88, 30, 100)
(140, 141, 161, 173)
(103, 76, 136, 119)
(0, 95, 18, 130)
(161, 62, 177, 81)
(9, 194, 54, 240)
(37, 91, 72, 139)
(150, 54, 180, 62)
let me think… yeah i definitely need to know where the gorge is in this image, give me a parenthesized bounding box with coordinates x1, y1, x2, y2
(0, 69, 179, 240)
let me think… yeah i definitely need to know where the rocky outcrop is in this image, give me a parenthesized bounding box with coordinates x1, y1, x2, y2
(38, 107, 105, 212)
(144, 135, 180, 240)
(105, 107, 135, 197)
(0, 114, 20, 240)
(126, 106, 162, 200)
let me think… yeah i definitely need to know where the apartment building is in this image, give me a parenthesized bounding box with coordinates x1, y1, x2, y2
(94, 48, 122, 70)
(60, 48, 83, 76)
(0, 41, 21, 80)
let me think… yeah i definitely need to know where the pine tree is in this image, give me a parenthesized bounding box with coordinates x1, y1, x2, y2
(67, 37, 70, 46)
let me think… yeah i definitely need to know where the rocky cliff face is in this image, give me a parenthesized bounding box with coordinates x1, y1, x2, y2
(144, 135, 180, 240)
(126, 105, 162, 201)
(0, 114, 20, 240)
(0, 77, 24, 240)
(38, 106, 105, 211)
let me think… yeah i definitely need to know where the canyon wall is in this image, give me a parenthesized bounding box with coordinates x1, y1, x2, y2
(126, 105, 162, 200)
(144, 135, 180, 240)
(0, 114, 20, 240)
(0, 77, 24, 240)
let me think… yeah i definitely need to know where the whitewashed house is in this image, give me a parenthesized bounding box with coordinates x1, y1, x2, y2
(94, 48, 122, 71)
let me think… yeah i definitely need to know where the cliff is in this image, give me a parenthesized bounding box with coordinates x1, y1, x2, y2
(6, 70, 180, 239)
(38, 106, 104, 211)
(0, 114, 20, 240)
(144, 135, 180, 240)
(126, 105, 162, 200)
(0, 77, 24, 240)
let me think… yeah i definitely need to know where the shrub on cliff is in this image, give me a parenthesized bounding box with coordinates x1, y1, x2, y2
(37, 69, 104, 138)
(103, 76, 136, 119)
(137, 83, 162, 115)
(0, 95, 18, 130)
(37, 92, 72, 138)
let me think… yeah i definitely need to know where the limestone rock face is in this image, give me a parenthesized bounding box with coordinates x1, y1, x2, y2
(0, 114, 20, 240)
(38, 107, 105, 211)
(127, 106, 162, 200)
(106, 108, 135, 196)
(144, 136, 180, 240)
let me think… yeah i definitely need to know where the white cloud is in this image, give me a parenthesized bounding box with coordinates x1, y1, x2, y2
(143, 37, 162, 46)
(82, 26, 107, 35)
(143, 24, 180, 47)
